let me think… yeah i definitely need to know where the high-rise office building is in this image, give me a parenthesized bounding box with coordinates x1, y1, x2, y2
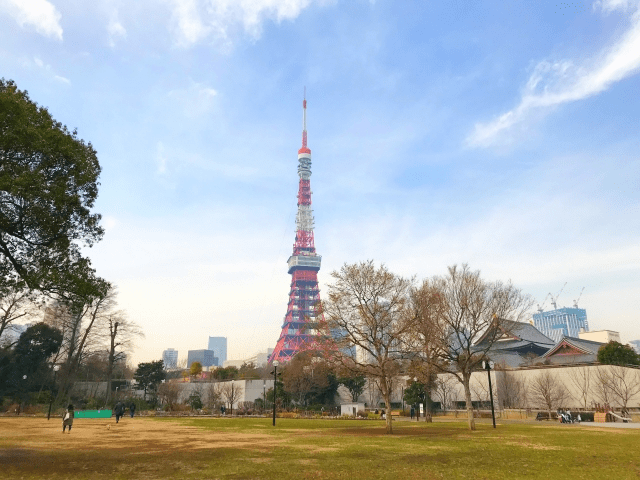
(532, 307, 588, 343)
(207, 337, 227, 366)
(187, 349, 216, 368)
(162, 348, 178, 369)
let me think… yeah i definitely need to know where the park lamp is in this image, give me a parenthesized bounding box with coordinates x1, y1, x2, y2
(271, 361, 279, 426)
(482, 360, 496, 428)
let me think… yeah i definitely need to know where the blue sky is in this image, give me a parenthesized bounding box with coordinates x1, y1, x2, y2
(2, 0, 639, 364)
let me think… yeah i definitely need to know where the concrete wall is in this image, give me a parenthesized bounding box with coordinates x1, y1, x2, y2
(427, 365, 640, 411)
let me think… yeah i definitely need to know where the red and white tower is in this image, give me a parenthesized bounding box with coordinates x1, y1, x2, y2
(268, 96, 323, 364)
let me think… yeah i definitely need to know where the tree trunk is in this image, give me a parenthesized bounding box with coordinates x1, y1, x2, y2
(382, 383, 393, 434)
(462, 374, 476, 431)
(106, 321, 118, 403)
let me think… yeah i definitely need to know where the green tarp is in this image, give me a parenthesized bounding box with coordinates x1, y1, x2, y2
(74, 409, 112, 418)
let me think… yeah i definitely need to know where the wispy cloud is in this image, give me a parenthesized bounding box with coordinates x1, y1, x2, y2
(31, 56, 70, 84)
(467, 1, 640, 148)
(1, 0, 63, 40)
(167, 81, 218, 117)
(53, 75, 70, 84)
(107, 17, 126, 47)
(168, 0, 318, 47)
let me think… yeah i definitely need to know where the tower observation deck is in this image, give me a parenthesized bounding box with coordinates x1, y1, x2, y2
(268, 96, 324, 364)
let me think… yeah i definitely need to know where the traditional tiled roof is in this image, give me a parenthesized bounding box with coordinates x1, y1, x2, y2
(476, 319, 554, 347)
(488, 351, 529, 369)
(543, 336, 604, 358)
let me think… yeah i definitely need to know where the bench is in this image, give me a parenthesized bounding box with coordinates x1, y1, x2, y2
(535, 412, 558, 421)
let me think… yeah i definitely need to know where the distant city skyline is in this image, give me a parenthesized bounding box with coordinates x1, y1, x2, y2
(207, 337, 227, 366)
(2, 0, 639, 364)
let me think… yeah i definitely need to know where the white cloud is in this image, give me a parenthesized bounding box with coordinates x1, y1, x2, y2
(170, 0, 210, 46)
(168, 0, 316, 47)
(107, 18, 127, 47)
(53, 75, 70, 84)
(467, 2, 640, 148)
(2, 0, 63, 40)
(167, 81, 218, 117)
(594, 0, 633, 13)
(31, 56, 70, 84)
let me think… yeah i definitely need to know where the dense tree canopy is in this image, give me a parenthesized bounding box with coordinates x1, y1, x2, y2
(597, 341, 640, 366)
(337, 372, 366, 402)
(0, 322, 63, 401)
(403, 380, 427, 407)
(0, 79, 106, 302)
(134, 360, 166, 397)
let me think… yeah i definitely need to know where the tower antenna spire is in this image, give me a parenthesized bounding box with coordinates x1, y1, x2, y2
(302, 87, 308, 150)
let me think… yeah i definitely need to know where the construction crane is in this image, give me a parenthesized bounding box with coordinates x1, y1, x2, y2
(549, 282, 567, 310)
(573, 287, 585, 308)
(537, 293, 551, 313)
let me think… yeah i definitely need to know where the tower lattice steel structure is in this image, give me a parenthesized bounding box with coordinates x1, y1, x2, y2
(268, 96, 323, 364)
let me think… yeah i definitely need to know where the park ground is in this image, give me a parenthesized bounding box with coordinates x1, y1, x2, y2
(1, 416, 639, 479)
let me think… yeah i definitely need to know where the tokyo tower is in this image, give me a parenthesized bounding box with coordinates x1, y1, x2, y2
(268, 95, 323, 364)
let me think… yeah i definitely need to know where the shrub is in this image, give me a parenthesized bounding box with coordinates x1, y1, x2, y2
(356, 410, 367, 418)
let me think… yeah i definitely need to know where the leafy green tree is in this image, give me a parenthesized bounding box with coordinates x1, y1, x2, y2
(189, 392, 203, 410)
(134, 360, 166, 399)
(266, 380, 291, 409)
(238, 362, 263, 379)
(190, 361, 203, 377)
(0, 79, 105, 300)
(597, 341, 640, 366)
(403, 380, 427, 407)
(337, 373, 366, 402)
(0, 322, 62, 403)
(282, 353, 338, 406)
(212, 366, 238, 381)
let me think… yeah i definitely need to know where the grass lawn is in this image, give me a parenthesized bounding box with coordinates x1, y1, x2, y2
(1, 416, 639, 479)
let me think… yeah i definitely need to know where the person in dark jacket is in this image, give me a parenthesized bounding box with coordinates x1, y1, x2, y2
(114, 402, 124, 423)
(129, 403, 136, 418)
(62, 404, 75, 433)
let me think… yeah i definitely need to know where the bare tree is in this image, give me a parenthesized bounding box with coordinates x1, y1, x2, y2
(365, 377, 382, 408)
(44, 287, 118, 401)
(204, 381, 222, 410)
(591, 367, 614, 406)
(0, 288, 37, 345)
(567, 366, 591, 410)
(529, 370, 568, 417)
(158, 382, 181, 410)
(321, 261, 415, 434)
(101, 311, 144, 401)
(495, 370, 528, 409)
(607, 366, 640, 412)
(471, 375, 495, 409)
(434, 374, 458, 412)
(220, 382, 244, 415)
(412, 264, 532, 430)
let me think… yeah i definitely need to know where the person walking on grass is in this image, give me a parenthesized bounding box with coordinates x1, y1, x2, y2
(114, 402, 124, 423)
(130, 403, 136, 418)
(62, 404, 74, 433)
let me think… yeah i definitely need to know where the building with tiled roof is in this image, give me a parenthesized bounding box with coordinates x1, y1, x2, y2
(542, 336, 604, 365)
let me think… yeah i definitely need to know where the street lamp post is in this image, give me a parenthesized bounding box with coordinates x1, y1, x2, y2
(483, 360, 496, 428)
(271, 361, 279, 427)
(263, 380, 266, 413)
(47, 365, 60, 420)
